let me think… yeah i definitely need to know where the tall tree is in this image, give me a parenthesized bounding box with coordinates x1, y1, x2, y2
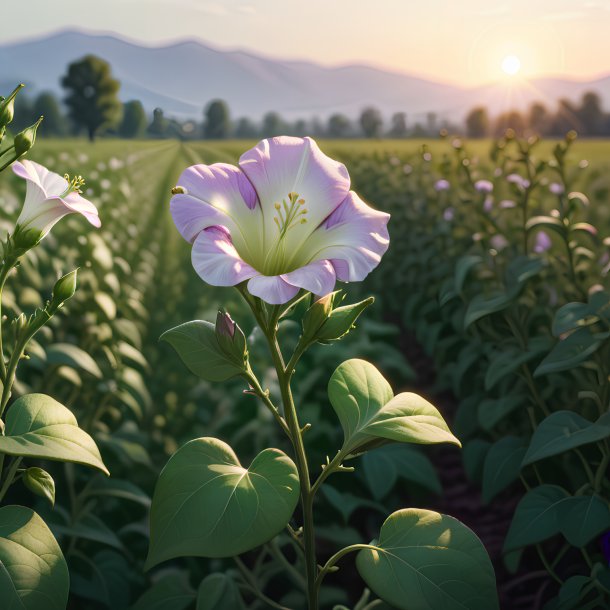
(261, 112, 285, 138)
(389, 112, 408, 138)
(204, 99, 231, 139)
(327, 113, 351, 138)
(61, 55, 122, 142)
(33, 92, 66, 137)
(360, 107, 383, 138)
(119, 100, 147, 139)
(147, 108, 169, 138)
(578, 91, 604, 136)
(528, 102, 550, 136)
(465, 107, 489, 138)
(235, 117, 258, 139)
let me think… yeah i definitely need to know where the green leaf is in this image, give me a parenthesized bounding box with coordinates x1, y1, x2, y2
(463, 439, 491, 484)
(552, 302, 593, 336)
(146, 437, 299, 568)
(556, 575, 592, 610)
(46, 343, 103, 378)
(525, 215, 566, 237)
(356, 509, 498, 610)
(328, 359, 460, 455)
(82, 475, 150, 508)
(482, 437, 527, 504)
(504, 485, 570, 552)
(454, 255, 483, 294)
(0, 394, 109, 474)
(362, 444, 442, 498)
(522, 411, 610, 466)
(321, 486, 386, 523)
(534, 328, 610, 377)
(161, 320, 246, 382)
(478, 394, 527, 431)
(23, 467, 55, 507)
(557, 495, 610, 547)
(130, 573, 195, 610)
(196, 573, 245, 610)
(0, 505, 69, 610)
(51, 513, 123, 550)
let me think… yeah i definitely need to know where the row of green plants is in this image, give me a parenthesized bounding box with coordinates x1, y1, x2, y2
(352, 132, 610, 608)
(0, 84, 500, 609)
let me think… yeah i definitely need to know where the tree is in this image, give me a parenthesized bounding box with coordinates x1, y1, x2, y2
(551, 99, 580, 136)
(119, 100, 147, 139)
(495, 110, 525, 137)
(204, 99, 231, 139)
(389, 112, 408, 138)
(465, 107, 489, 138)
(327, 113, 351, 138)
(235, 117, 258, 139)
(360, 107, 383, 138)
(61, 55, 122, 141)
(578, 91, 604, 136)
(147, 108, 169, 138)
(261, 112, 285, 138)
(528, 102, 550, 136)
(33, 92, 66, 137)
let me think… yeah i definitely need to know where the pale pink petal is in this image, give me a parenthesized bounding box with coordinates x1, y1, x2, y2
(247, 275, 300, 305)
(282, 259, 336, 296)
(191, 226, 258, 287)
(303, 192, 390, 282)
(239, 136, 350, 249)
(62, 192, 101, 227)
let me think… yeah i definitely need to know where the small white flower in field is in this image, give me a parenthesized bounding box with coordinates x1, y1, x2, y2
(78, 153, 89, 163)
(549, 182, 564, 195)
(534, 231, 552, 253)
(472, 232, 483, 242)
(389, 156, 400, 166)
(109, 157, 124, 171)
(474, 179, 493, 194)
(499, 199, 516, 209)
(59, 152, 69, 162)
(490, 234, 509, 251)
(423, 152, 432, 162)
(451, 138, 462, 149)
(443, 207, 455, 221)
(12, 160, 101, 245)
(550, 209, 561, 218)
(493, 168, 502, 177)
(506, 173, 530, 189)
(403, 164, 412, 175)
(100, 179, 111, 190)
(434, 179, 450, 192)
(97, 162, 106, 171)
(483, 195, 493, 212)
(171, 136, 390, 305)
(579, 160, 589, 169)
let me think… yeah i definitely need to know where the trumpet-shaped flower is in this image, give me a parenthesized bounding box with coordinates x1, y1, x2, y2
(12, 160, 101, 242)
(171, 137, 390, 304)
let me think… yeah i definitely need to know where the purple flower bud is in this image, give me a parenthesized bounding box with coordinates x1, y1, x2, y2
(483, 195, 493, 212)
(549, 182, 564, 195)
(499, 199, 516, 209)
(216, 310, 236, 339)
(443, 207, 454, 221)
(474, 180, 493, 194)
(534, 231, 552, 253)
(434, 179, 450, 192)
(506, 174, 530, 189)
(490, 234, 509, 251)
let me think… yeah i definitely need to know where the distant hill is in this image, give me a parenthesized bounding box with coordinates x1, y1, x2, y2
(2, 29, 609, 121)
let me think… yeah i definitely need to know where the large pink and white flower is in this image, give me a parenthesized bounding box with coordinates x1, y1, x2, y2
(171, 137, 390, 304)
(12, 160, 101, 240)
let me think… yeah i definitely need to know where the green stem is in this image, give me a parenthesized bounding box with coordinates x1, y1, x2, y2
(233, 557, 292, 610)
(0, 457, 22, 502)
(314, 543, 375, 594)
(0, 261, 11, 382)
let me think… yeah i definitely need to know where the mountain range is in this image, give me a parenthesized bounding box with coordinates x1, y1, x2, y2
(2, 30, 610, 122)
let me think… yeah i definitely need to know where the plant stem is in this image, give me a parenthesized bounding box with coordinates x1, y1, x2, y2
(0, 457, 22, 502)
(314, 543, 376, 594)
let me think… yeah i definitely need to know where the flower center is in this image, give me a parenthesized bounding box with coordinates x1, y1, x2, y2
(60, 174, 86, 198)
(262, 192, 309, 275)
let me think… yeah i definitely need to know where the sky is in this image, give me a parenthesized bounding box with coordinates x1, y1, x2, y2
(4, 0, 610, 86)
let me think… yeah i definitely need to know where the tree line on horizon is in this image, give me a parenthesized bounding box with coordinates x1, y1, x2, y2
(10, 54, 610, 141)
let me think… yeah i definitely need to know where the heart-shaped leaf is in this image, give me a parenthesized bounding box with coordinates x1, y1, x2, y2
(130, 573, 195, 610)
(161, 321, 246, 382)
(0, 505, 69, 610)
(196, 573, 246, 610)
(356, 508, 498, 610)
(146, 437, 299, 568)
(482, 436, 528, 504)
(328, 359, 459, 455)
(557, 495, 610, 547)
(23, 467, 55, 507)
(522, 411, 610, 465)
(0, 394, 109, 474)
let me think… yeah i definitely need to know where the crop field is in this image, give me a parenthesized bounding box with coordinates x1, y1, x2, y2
(1, 133, 610, 610)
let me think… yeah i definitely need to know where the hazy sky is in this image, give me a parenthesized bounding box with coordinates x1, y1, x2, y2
(5, 0, 610, 85)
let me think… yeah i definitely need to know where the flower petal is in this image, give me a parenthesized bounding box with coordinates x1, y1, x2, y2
(282, 259, 336, 297)
(247, 275, 299, 305)
(12, 160, 67, 195)
(192, 226, 258, 287)
(303, 192, 390, 282)
(171, 163, 263, 266)
(62, 193, 101, 227)
(239, 137, 350, 252)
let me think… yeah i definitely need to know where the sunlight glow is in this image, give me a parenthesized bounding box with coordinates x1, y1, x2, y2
(501, 55, 521, 76)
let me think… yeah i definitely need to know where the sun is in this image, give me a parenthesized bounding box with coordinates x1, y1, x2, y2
(501, 55, 521, 76)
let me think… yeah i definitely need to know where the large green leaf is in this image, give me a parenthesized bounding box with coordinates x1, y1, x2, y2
(0, 505, 69, 610)
(161, 320, 245, 382)
(196, 573, 245, 610)
(146, 437, 299, 568)
(478, 394, 527, 431)
(504, 485, 570, 552)
(522, 411, 610, 466)
(356, 509, 498, 610)
(328, 359, 459, 455)
(557, 495, 610, 547)
(482, 436, 527, 504)
(0, 394, 109, 475)
(130, 573, 195, 610)
(46, 343, 103, 379)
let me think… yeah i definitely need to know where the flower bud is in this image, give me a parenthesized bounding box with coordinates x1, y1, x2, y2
(14, 117, 43, 158)
(215, 309, 248, 366)
(301, 291, 339, 342)
(0, 84, 23, 129)
(52, 269, 79, 308)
